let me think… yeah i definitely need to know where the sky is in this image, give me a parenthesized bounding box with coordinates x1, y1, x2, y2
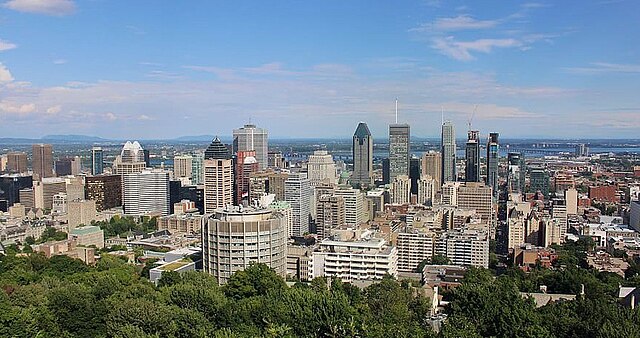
(0, 0, 639, 140)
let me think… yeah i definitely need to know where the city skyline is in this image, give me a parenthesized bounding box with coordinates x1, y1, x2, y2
(0, 1, 639, 139)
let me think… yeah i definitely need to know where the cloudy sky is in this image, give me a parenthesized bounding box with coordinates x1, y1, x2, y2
(0, 0, 638, 139)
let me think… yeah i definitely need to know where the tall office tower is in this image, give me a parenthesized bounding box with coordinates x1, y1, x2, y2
(316, 195, 345, 240)
(334, 186, 368, 226)
(352, 122, 373, 187)
(268, 170, 289, 200)
(173, 155, 193, 179)
(233, 124, 268, 170)
(417, 175, 436, 205)
(486, 133, 499, 197)
(85, 175, 122, 211)
(122, 169, 170, 216)
(530, 167, 550, 199)
(307, 150, 337, 187)
(390, 175, 411, 205)
(55, 157, 80, 176)
(32, 144, 54, 181)
(113, 141, 146, 174)
(91, 147, 104, 175)
(382, 158, 390, 185)
(507, 152, 526, 194)
(464, 131, 480, 182)
(6, 152, 28, 174)
(422, 151, 442, 188)
(65, 176, 85, 201)
(190, 152, 204, 185)
(409, 157, 421, 195)
(284, 173, 312, 237)
(203, 137, 234, 213)
(235, 150, 259, 205)
(0, 174, 33, 211)
(202, 206, 287, 284)
(457, 182, 495, 233)
(389, 123, 410, 182)
(441, 121, 456, 183)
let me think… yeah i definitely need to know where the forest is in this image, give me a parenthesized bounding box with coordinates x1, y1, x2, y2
(1, 239, 640, 338)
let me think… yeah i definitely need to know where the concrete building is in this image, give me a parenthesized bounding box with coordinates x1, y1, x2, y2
(333, 186, 368, 226)
(158, 212, 203, 234)
(630, 201, 640, 232)
(123, 169, 170, 216)
(203, 137, 234, 213)
(112, 141, 147, 175)
(435, 229, 489, 268)
(441, 181, 461, 206)
(315, 195, 345, 240)
(391, 175, 411, 205)
(267, 170, 289, 201)
(441, 121, 456, 183)
(67, 200, 97, 230)
(85, 175, 122, 211)
(389, 123, 410, 182)
(52, 193, 67, 214)
(310, 238, 398, 282)
(284, 173, 312, 237)
(418, 175, 436, 206)
(352, 122, 374, 188)
(69, 225, 104, 249)
(457, 183, 494, 233)
(202, 206, 287, 284)
(422, 151, 442, 188)
(173, 155, 193, 179)
(5, 152, 28, 174)
(397, 228, 436, 272)
(307, 150, 337, 187)
(32, 144, 54, 180)
(55, 157, 81, 176)
(233, 124, 268, 170)
(565, 188, 578, 215)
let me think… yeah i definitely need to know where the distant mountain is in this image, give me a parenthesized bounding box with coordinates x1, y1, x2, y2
(41, 134, 108, 142)
(172, 135, 217, 142)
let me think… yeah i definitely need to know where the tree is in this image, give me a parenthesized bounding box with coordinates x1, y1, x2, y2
(223, 263, 286, 300)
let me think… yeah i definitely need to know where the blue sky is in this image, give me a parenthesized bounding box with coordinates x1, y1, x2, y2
(0, 0, 638, 139)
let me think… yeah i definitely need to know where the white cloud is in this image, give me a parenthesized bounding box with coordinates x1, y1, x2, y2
(46, 105, 61, 114)
(0, 101, 36, 114)
(565, 62, 640, 74)
(52, 59, 67, 65)
(0, 63, 14, 83)
(0, 39, 17, 51)
(3, 0, 76, 16)
(137, 114, 154, 121)
(432, 37, 521, 61)
(431, 15, 498, 31)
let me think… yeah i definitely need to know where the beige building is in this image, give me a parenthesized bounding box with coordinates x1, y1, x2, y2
(158, 212, 203, 234)
(173, 155, 193, 179)
(69, 225, 104, 249)
(333, 186, 368, 226)
(417, 175, 436, 205)
(390, 175, 411, 205)
(457, 182, 495, 234)
(6, 152, 28, 173)
(307, 150, 337, 187)
(316, 195, 345, 240)
(421, 151, 442, 188)
(202, 206, 287, 284)
(204, 158, 234, 213)
(67, 200, 97, 230)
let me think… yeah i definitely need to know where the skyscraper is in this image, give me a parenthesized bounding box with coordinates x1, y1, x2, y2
(441, 121, 456, 183)
(352, 122, 373, 187)
(91, 147, 104, 175)
(486, 133, 499, 197)
(32, 144, 54, 181)
(465, 130, 480, 182)
(122, 169, 170, 216)
(113, 141, 146, 175)
(530, 167, 550, 199)
(204, 137, 234, 213)
(173, 155, 193, 179)
(389, 123, 410, 182)
(235, 150, 258, 205)
(6, 152, 28, 174)
(307, 150, 337, 187)
(284, 172, 312, 237)
(421, 151, 442, 188)
(190, 152, 204, 185)
(233, 124, 268, 170)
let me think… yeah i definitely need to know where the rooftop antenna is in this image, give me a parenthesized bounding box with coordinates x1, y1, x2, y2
(395, 98, 398, 124)
(468, 104, 478, 131)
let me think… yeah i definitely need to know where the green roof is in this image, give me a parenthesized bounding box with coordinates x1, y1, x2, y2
(70, 225, 102, 235)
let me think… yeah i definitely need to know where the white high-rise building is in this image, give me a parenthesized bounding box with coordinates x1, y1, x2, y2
(307, 150, 337, 187)
(565, 188, 578, 215)
(441, 121, 456, 183)
(203, 158, 234, 213)
(390, 175, 411, 204)
(285, 173, 312, 237)
(113, 141, 146, 175)
(122, 169, 169, 216)
(333, 186, 367, 226)
(435, 229, 489, 268)
(397, 229, 436, 272)
(233, 124, 268, 170)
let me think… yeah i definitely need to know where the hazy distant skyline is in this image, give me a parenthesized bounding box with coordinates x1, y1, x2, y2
(0, 0, 638, 139)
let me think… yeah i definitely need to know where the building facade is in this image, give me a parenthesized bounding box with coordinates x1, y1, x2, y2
(352, 122, 374, 187)
(389, 123, 410, 182)
(233, 124, 268, 170)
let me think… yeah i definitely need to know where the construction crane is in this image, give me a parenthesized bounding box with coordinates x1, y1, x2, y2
(468, 104, 478, 131)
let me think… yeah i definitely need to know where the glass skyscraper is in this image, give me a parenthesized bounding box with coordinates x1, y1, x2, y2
(441, 121, 456, 183)
(91, 147, 104, 175)
(389, 123, 410, 182)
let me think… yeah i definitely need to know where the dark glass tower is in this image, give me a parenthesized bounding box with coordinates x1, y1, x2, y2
(352, 122, 373, 188)
(465, 130, 480, 182)
(389, 123, 410, 182)
(486, 133, 499, 197)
